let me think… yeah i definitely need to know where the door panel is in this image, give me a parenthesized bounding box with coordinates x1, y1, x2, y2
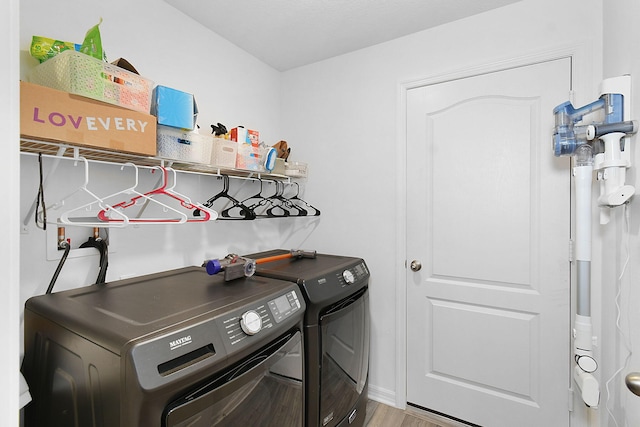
(430, 98, 533, 285)
(429, 300, 537, 397)
(406, 58, 571, 427)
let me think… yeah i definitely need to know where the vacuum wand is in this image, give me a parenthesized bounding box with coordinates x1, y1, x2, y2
(203, 249, 316, 281)
(255, 249, 317, 264)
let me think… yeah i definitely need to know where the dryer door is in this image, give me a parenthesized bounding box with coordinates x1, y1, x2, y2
(163, 330, 303, 427)
(319, 288, 370, 427)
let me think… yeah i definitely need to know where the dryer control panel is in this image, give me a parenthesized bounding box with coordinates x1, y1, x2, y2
(301, 260, 370, 305)
(340, 262, 368, 285)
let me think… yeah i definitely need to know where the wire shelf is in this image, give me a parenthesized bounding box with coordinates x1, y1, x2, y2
(20, 137, 291, 179)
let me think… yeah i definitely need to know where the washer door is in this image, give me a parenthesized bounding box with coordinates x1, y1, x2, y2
(319, 288, 370, 427)
(163, 330, 303, 427)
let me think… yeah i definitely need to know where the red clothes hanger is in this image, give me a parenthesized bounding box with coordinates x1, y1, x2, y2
(97, 166, 217, 223)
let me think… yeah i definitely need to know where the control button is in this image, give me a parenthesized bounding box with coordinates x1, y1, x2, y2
(343, 270, 355, 284)
(240, 310, 262, 335)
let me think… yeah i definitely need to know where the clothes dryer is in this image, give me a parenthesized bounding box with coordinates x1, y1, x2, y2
(247, 250, 370, 427)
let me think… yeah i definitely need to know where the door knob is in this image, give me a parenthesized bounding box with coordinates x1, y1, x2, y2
(410, 260, 422, 272)
(626, 372, 640, 396)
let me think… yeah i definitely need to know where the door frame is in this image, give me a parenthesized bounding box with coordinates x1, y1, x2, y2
(394, 42, 596, 411)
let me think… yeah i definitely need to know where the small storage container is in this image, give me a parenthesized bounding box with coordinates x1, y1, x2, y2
(284, 161, 308, 178)
(157, 125, 212, 164)
(29, 50, 154, 113)
(272, 158, 286, 175)
(236, 144, 264, 172)
(210, 138, 238, 169)
(151, 85, 198, 130)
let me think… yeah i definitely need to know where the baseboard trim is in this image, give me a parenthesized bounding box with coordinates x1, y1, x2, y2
(366, 384, 398, 408)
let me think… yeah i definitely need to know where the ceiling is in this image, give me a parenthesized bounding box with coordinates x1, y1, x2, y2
(163, 0, 520, 71)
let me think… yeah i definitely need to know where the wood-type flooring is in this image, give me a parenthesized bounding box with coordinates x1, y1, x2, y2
(364, 400, 465, 427)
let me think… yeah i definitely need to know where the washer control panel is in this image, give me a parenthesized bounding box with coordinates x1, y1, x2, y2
(221, 302, 273, 347)
(219, 289, 302, 348)
(268, 290, 301, 323)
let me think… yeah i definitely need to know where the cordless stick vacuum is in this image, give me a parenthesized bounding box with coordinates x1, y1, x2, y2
(553, 75, 637, 408)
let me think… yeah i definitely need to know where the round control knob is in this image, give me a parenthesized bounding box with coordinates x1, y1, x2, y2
(240, 310, 262, 335)
(343, 270, 355, 284)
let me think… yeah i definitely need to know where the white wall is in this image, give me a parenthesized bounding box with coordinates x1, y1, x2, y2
(3, 0, 21, 425)
(280, 0, 604, 422)
(601, 1, 640, 426)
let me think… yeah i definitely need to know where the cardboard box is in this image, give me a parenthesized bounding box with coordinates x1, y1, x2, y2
(151, 85, 198, 130)
(230, 127, 259, 146)
(20, 81, 157, 156)
(230, 127, 249, 144)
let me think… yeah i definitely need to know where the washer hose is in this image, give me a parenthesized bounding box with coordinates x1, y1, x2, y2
(46, 243, 70, 294)
(80, 237, 109, 284)
(96, 239, 109, 284)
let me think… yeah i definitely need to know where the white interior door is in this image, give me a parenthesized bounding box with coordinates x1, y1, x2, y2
(406, 58, 572, 427)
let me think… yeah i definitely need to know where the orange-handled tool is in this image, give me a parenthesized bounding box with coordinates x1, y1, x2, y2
(255, 249, 317, 264)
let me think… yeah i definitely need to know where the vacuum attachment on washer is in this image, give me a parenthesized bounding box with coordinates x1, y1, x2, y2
(203, 254, 256, 281)
(203, 249, 316, 281)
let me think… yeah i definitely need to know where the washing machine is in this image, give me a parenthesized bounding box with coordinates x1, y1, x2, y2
(246, 250, 370, 427)
(22, 266, 306, 427)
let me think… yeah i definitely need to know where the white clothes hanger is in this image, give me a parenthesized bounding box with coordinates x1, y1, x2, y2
(58, 157, 130, 227)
